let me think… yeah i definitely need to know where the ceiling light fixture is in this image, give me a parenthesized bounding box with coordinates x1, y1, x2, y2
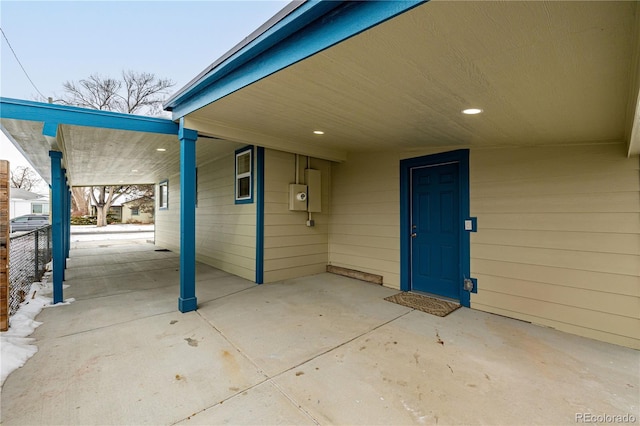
(131, 169, 138, 172)
(462, 108, 483, 115)
(156, 148, 166, 152)
(313, 130, 324, 135)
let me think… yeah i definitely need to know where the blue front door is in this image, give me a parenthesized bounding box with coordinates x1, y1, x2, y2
(410, 162, 460, 299)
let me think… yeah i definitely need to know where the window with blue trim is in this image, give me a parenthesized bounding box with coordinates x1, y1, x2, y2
(235, 146, 253, 204)
(159, 180, 168, 209)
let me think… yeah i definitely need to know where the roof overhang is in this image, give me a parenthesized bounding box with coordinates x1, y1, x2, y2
(166, 0, 640, 160)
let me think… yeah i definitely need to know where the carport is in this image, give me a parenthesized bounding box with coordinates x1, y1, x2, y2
(1, 98, 201, 312)
(1, 0, 639, 350)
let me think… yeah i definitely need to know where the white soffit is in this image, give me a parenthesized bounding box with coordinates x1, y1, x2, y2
(187, 1, 638, 157)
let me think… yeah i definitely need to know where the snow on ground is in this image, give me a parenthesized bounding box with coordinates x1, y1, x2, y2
(2, 226, 150, 387)
(0, 266, 74, 387)
(71, 224, 155, 242)
(71, 224, 154, 234)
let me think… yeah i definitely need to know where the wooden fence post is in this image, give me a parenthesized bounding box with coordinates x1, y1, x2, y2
(0, 160, 10, 331)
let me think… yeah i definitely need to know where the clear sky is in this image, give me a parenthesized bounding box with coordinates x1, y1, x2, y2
(0, 0, 289, 182)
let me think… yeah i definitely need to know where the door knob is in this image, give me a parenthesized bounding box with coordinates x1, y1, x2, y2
(411, 233, 417, 238)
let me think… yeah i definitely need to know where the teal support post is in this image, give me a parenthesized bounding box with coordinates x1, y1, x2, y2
(255, 147, 264, 284)
(66, 187, 71, 259)
(49, 151, 64, 304)
(178, 119, 198, 313)
(61, 174, 69, 271)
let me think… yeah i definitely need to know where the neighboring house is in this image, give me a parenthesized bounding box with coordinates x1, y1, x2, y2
(90, 202, 123, 223)
(88, 198, 154, 224)
(122, 197, 154, 224)
(1, 1, 638, 349)
(9, 187, 49, 219)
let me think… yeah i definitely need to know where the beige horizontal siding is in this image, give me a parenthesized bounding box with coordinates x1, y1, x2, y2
(328, 144, 639, 348)
(155, 173, 180, 252)
(328, 152, 402, 288)
(478, 212, 639, 233)
(154, 147, 257, 281)
(197, 253, 254, 281)
(473, 274, 639, 318)
(473, 191, 639, 213)
(263, 149, 331, 283)
(473, 229, 639, 255)
(473, 244, 638, 276)
(470, 143, 640, 349)
(473, 170, 639, 197)
(265, 264, 328, 283)
(330, 223, 399, 239)
(473, 259, 639, 297)
(471, 302, 639, 349)
(264, 234, 328, 247)
(196, 150, 256, 281)
(473, 291, 639, 337)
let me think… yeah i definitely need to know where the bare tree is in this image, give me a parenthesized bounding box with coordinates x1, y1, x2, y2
(58, 70, 174, 116)
(57, 71, 173, 226)
(89, 185, 155, 227)
(71, 187, 91, 216)
(91, 186, 123, 227)
(10, 166, 42, 192)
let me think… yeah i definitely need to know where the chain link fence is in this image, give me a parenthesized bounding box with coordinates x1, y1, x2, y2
(9, 226, 52, 316)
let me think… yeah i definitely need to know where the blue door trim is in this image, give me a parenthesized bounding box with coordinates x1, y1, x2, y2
(255, 146, 265, 284)
(400, 149, 470, 307)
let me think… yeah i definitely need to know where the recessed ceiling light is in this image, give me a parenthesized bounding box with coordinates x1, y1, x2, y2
(462, 108, 483, 115)
(313, 130, 324, 135)
(131, 169, 138, 172)
(156, 148, 166, 152)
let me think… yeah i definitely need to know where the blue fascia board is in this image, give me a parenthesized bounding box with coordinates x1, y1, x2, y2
(165, 0, 342, 111)
(1, 97, 179, 135)
(169, 0, 426, 119)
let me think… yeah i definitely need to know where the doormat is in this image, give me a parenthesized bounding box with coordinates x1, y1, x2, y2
(384, 292, 460, 317)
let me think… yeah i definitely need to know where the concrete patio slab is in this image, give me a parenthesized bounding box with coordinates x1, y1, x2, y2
(31, 286, 177, 339)
(175, 381, 316, 426)
(196, 273, 412, 377)
(273, 308, 639, 425)
(3, 310, 267, 425)
(2, 237, 638, 425)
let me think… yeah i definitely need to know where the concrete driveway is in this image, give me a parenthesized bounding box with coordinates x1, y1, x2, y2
(1, 238, 638, 425)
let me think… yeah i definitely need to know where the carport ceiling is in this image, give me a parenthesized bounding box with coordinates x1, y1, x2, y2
(1, 118, 240, 187)
(186, 1, 639, 157)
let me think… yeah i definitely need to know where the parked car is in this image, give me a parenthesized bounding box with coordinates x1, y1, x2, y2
(10, 214, 50, 233)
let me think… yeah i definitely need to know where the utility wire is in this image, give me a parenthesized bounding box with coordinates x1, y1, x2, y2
(0, 26, 46, 101)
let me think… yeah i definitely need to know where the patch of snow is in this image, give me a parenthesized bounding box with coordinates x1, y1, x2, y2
(1, 270, 73, 387)
(71, 224, 154, 234)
